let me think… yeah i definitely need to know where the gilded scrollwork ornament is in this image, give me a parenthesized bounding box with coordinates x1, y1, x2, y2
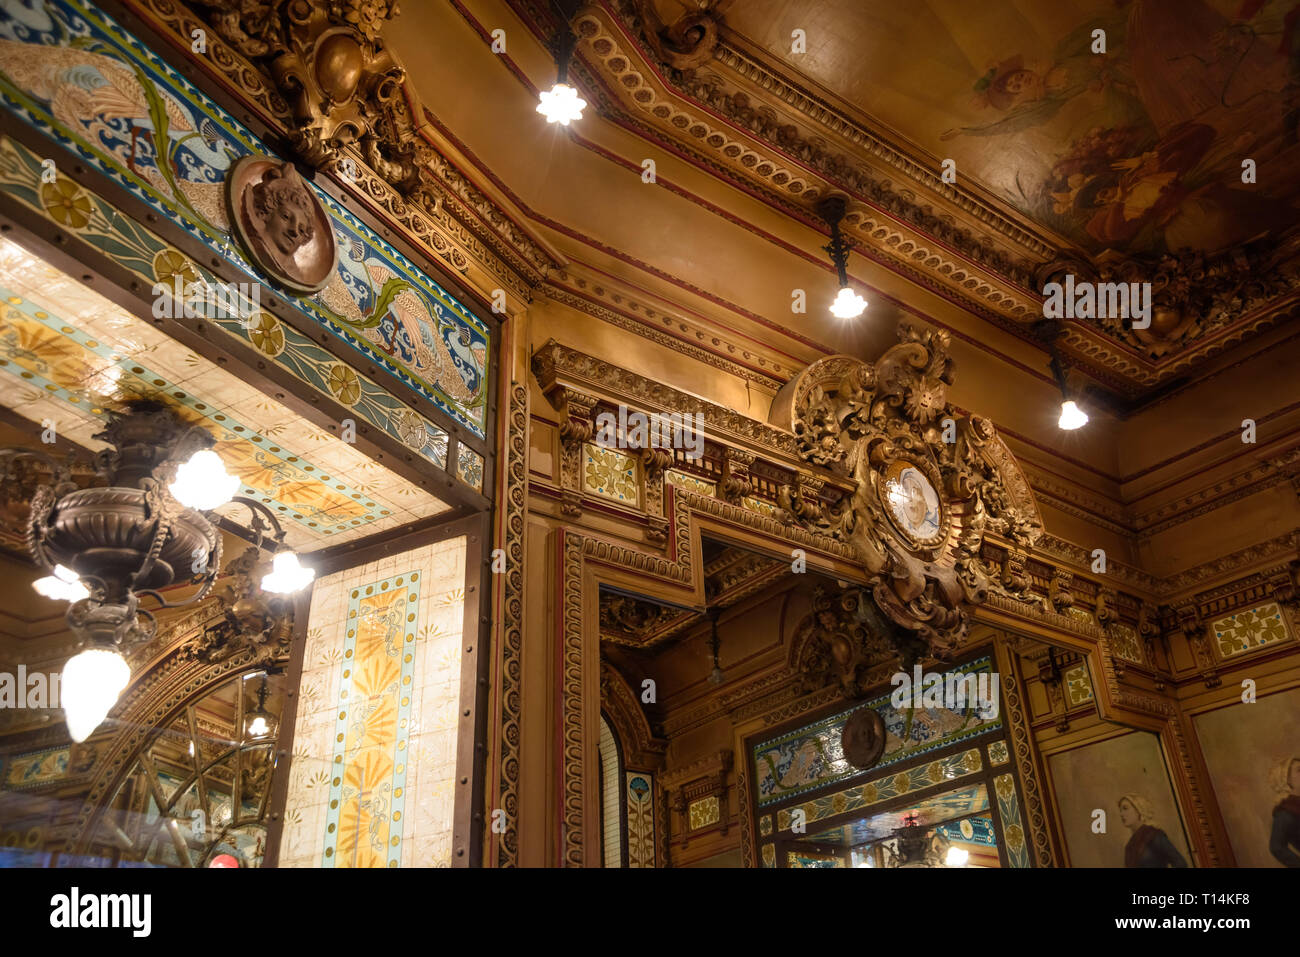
(772, 324, 1043, 660)
(194, 0, 405, 171)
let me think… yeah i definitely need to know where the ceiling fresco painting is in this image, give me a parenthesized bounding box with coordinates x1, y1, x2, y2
(0, 0, 491, 436)
(0, 237, 451, 549)
(727, 0, 1300, 258)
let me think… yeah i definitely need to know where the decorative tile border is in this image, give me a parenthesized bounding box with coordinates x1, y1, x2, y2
(0, 134, 456, 473)
(994, 773, 1031, 867)
(320, 570, 421, 868)
(1, 746, 68, 791)
(0, 0, 490, 436)
(774, 747, 983, 834)
(935, 814, 997, 848)
(753, 656, 1001, 808)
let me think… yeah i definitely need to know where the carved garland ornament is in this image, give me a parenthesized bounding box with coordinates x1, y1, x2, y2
(772, 324, 1043, 659)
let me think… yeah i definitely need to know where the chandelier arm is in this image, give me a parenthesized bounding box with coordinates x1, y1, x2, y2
(24, 484, 58, 573)
(228, 494, 288, 550)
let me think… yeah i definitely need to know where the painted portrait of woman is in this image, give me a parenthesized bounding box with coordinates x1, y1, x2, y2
(1118, 793, 1188, 867)
(1268, 756, 1300, 867)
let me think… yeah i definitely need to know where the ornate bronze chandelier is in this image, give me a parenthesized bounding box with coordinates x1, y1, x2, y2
(1, 401, 314, 742)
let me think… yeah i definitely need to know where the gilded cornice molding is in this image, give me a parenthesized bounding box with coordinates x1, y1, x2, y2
(120, 0, 560, 300)
(567, 6, 1044, 317)
(536, 280, 789, 391)
(531, 339, 803, 458)
(533, 339, 1297, 615)
(491, 0, 1300, 399)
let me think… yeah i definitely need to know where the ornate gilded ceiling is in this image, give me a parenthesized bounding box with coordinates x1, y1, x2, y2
(504, 0, 1300, 402)
(0, 237, 452, 551)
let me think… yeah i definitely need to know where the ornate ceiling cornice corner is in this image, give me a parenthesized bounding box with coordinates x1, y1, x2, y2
(124, 0, 558, 303)
(566, 5, 1050, 323)
(551, 1, 1300, 401)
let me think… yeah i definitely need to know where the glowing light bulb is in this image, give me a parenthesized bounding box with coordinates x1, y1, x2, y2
(261, 551, 315, 595)
(1058, 399, 1089, 430)
(246, 715, 270, 738)
(62, 647, 130, 743)
(33, 564, 90, 602)
(169, 449, 239, 510)
(830, 285, 867, 319)
(537, 83, 586, 125)
(945, 846, 970, 867)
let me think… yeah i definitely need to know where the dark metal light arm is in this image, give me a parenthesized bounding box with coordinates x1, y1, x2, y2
(815, 196, 855, 287)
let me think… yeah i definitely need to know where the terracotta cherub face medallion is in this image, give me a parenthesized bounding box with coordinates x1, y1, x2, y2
(227, 156, 337, 294)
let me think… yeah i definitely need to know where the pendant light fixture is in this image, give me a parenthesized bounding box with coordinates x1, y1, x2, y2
(1037, 320, 1089, 431)
(3, 401, 315, 743)
(817, 196, 867, 319)
(537, 1, 586, 126)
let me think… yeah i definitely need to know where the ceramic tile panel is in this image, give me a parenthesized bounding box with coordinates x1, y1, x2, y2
(1211, 602, 1290, 659)
(278, 536, 467, 867)
(456, 444, 484, 492)
(583, 443, 639, 505)
(1064, 663, 1095, 707)
(0, 239, 451, 548)
(665, 470, 716, 496)
(753, 656, 1001, 808)
(688, 795, 720, 830)
(1109, 623, 1144, 664)
(0, 134, 455, 477)
(625, 773, 655, 868)
(0, 0, 490, 437)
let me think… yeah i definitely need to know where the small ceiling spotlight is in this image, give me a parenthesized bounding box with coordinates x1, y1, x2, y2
(1036, 320, 1089, 431)
(817, 196, 867, 319)
(538, 4, 585, 126)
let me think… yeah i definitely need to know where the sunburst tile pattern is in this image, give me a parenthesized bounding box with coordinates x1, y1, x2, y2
(0, 238, 450, 549)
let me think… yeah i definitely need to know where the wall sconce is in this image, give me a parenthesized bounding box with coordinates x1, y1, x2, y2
(1, 401, 314, 742)
(243, 673, 277, 741)
(817, 196, 867, 319)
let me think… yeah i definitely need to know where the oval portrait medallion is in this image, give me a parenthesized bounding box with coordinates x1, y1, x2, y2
(226, 156, 338, 295)
(842, 707, 887, 771)
(880, 459, 943, 547)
